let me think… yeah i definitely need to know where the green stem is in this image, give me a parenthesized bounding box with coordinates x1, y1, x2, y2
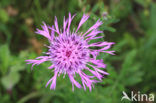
(17, 91, 43, 103)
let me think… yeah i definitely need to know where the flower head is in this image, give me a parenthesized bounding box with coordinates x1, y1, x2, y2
(26, 13, 115, 91)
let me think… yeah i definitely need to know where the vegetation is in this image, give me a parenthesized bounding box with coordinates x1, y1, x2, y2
(0, 0, 156, 103)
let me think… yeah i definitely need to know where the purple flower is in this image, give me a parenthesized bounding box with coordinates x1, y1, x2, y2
(26, 13, 115, 91)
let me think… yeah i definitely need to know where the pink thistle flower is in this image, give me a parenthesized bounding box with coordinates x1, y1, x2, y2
(26, 13, 115, 91)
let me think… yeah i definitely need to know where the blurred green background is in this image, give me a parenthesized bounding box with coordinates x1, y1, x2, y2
(0, 0, 156, 103)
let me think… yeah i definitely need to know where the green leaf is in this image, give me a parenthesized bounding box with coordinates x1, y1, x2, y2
(0, 44, 11, 75)
(0, 9, 9, 23)
(122, 50, 137, 69)
(1, 71, 20, 90)
(135, 0, 149, 8)
(124, 32, 137, 48)
(10, 64, 25, 72)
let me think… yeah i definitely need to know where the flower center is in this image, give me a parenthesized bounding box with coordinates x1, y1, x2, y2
(65, 50, 72, 58)
(50, 35, 90, 72)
